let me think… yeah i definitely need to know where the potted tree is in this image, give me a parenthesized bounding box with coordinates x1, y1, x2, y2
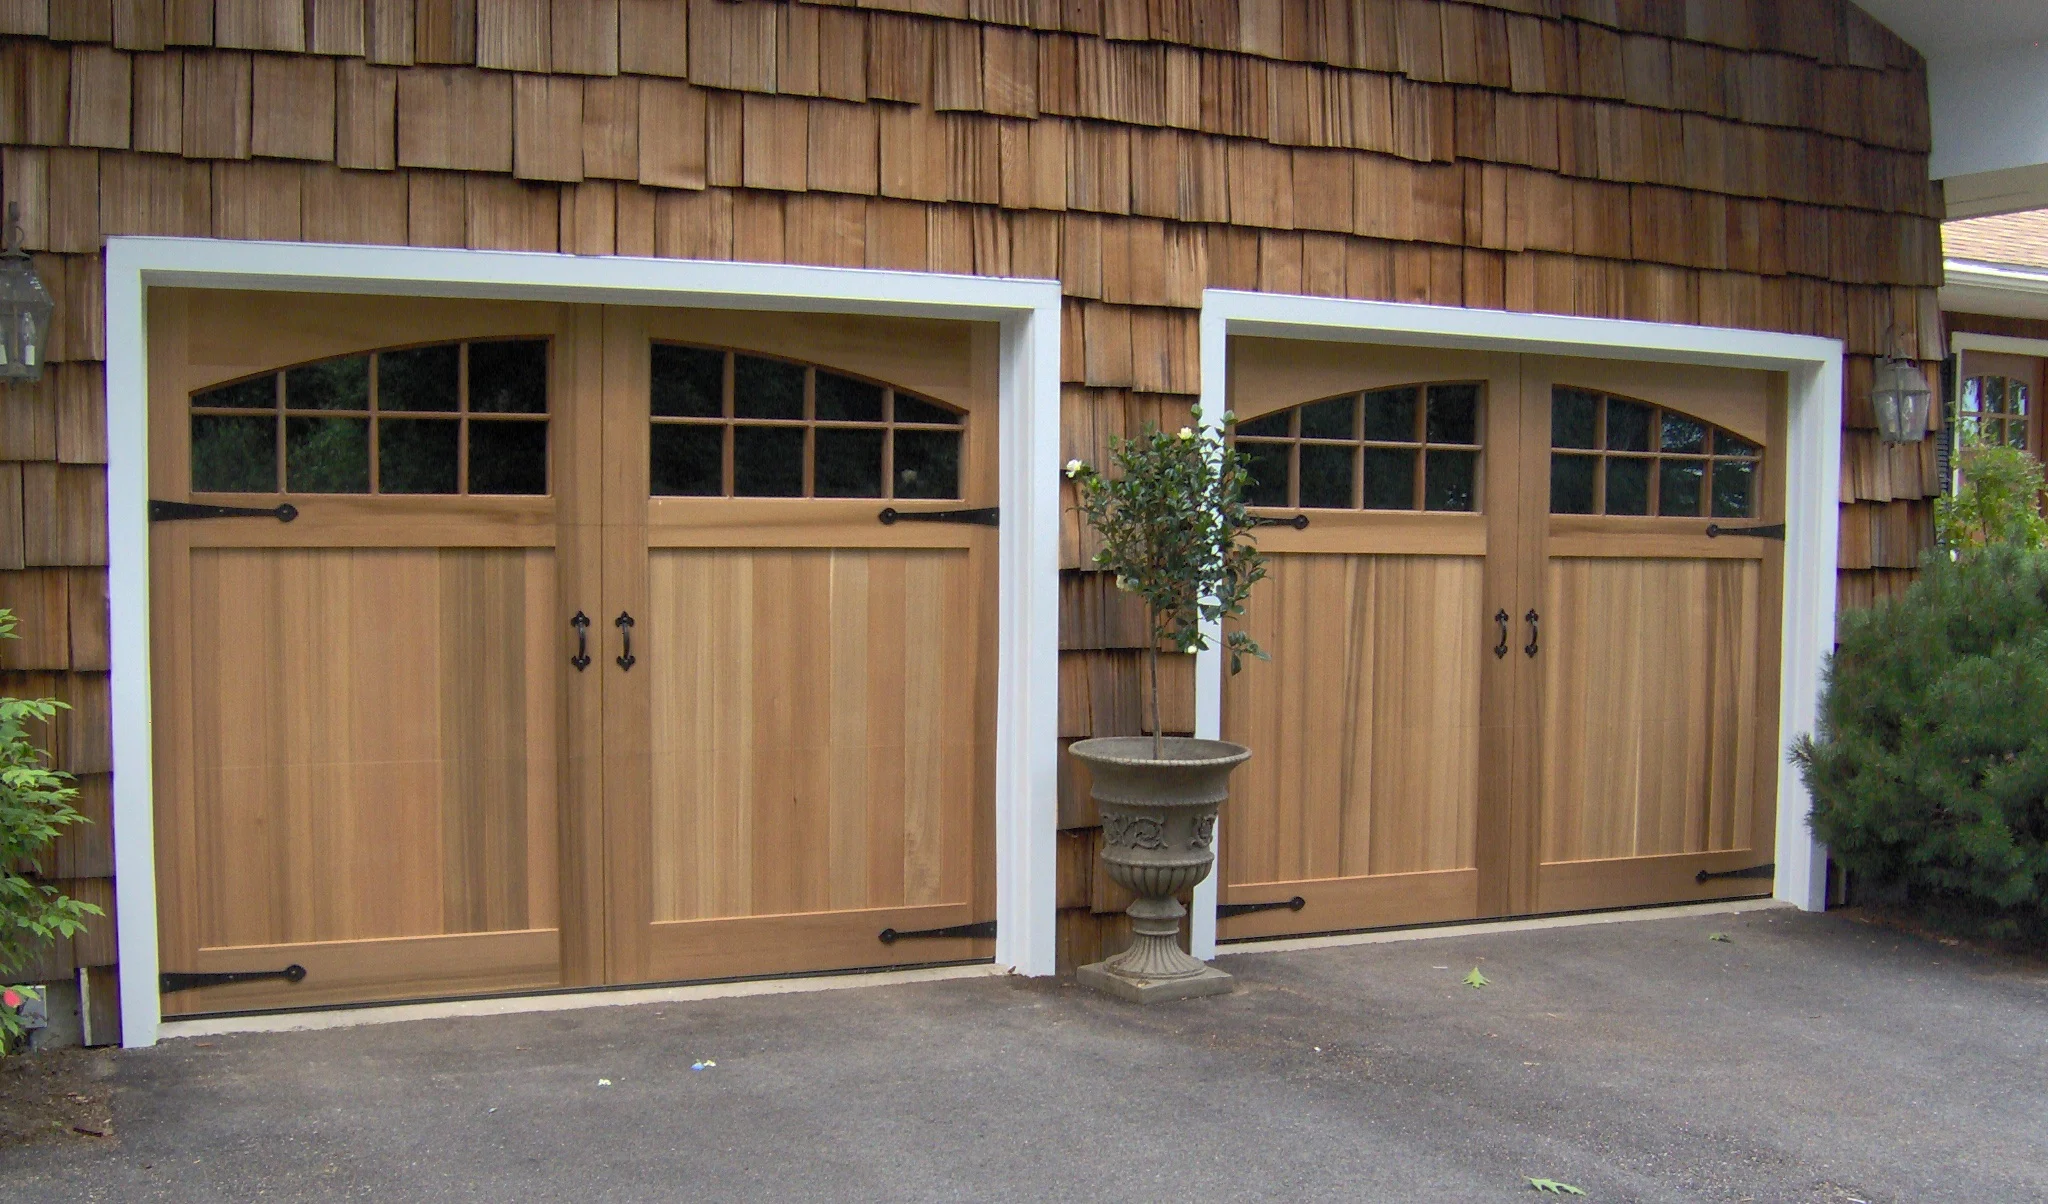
(1065, 420, 1266, 1002)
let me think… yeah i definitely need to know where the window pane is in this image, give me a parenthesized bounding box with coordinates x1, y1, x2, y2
(1962, 377, 1983, 413)
(893, 429, 961, 499)
(1299, 443, 1353, 507)
(734, 425, 805, 495)
(814, 428, 885, 497)
(1550, 453, 1596, 513)
(1606, 399, 1652, 451)
(1423, 449, 1477, 511)
(1362, 387, 1418, 442)
(378, 418, 459, 494)
(191, 415, 275, 492)
(285, 416, 370, 493)
(1426, 384, 1479, 445)
(815, 372, 884, 422)
(468, 421, 547, 495)
(379, 344, 459, 412)
(1299, 395, 1355, 440)
(469, 340, 548, 414)
(733, 355, 805, 420)
(651, 344, 725, 418)
(286, 356, 368, 411)
(1605, 456, 1650, 515)
(2010, 420, 2030, 451)
(650, 424, 723, 496)
(1237, 411, 1291, 439)
(1361, 448, 1416, 510)
(1661, 414, 1707, 454)
(2012, 383, 2030, 416)
(1710, 459, 1754, 519)
(1552, 387, 1599, 448)
(1238, 442, 1290, 507)
(195, 375, 277, 410)
(1658, 460, 1704, 516)
(893, 392, 962, 425)
(1984, 378, 2007, 414)
(1714, 431, 1759, 458)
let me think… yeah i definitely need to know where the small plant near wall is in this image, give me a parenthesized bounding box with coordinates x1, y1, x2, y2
(1792, 546, 2048, 943)
(1936, 440, 2048, 552)
(1063, 418, 1271, 1003)
(1065, 419, 1267, 759)
(0, 609, 98, 1054)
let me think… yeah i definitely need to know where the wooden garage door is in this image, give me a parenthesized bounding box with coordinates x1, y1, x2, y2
(149, 291, 595, 1014)
(1218, 342, 1525, 940)
(1526, 358, 1784, 912)
(596, 309, 999, 984)
(1219, 341, 1783, 941)
(149, 292, 997, 1015)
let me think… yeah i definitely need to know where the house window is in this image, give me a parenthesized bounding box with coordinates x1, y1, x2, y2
(648, 343, 964, 499)
(1549, 386, 1759, 519)
(189, 339, 550, 496)
(1232, 382, 1482, 512)
(1959, 374, 2030, 450)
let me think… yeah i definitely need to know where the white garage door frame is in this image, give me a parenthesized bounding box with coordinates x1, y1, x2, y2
(103, 237, 1065, 1047)
(1188, 289, 1845, 958)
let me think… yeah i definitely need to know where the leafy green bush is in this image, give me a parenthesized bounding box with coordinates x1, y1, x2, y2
(1792, 548, 2048, 940)
(1936, 441, 2048, 551)
(0, 609, 98, 1052)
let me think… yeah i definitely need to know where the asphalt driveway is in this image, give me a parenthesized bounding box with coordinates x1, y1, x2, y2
(7, 905, 2044, 1202)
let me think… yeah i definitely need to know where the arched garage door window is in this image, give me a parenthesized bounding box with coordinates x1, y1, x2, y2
(188, 339, 550, 496)
(648, 343, 965, 500)
(1548, 386, 1760, 519)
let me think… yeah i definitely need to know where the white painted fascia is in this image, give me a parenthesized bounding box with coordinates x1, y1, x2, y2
(102, 237, 1064, 1047)
(1187, 290, 1843, 959)
(1942, 260, 2048, 324)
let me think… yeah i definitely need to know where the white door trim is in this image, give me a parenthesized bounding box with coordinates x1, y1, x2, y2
(103, 237, 1065, 1047)
(1950, 331, 2048, 358)
(1188, 289, 1844, 958)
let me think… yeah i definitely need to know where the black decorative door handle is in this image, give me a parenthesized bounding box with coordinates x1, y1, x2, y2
(615, 612, 636, 670)
(1494, 609, 1510, 659)
(1524, 609, 1540, 657)
(570, 611, 591, 671)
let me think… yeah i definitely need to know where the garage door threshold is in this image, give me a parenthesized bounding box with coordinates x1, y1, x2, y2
(157, 962, 1009, 1042)
(1217, 898, 1793, 957)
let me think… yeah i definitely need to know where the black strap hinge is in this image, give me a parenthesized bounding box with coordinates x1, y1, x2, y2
(151, 500, 299, 523)
(878, 506, 998, 527)
(878, 920, 996, 944)
(1249, 513, 1310, 529)
(1697, 863, 1774, 884)
(1217, 896, 1306, 920)
(1704, 523, 1784, 540)
(159, 964, 307, 994)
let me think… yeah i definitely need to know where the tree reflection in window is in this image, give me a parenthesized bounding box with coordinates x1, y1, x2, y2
(1232, 382, 1482, 512)
(1549, 386, 1760, 519)
(649, 343, 964, 500)
(188, 339, 550, 496)
(1959, 375, 2030, 451)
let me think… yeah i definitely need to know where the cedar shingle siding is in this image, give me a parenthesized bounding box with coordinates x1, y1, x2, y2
(0, 0, 1944, 992)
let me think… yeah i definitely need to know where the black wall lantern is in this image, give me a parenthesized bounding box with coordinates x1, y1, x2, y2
(0, 202, 52, 383)
(1871, 328, 1932, 445)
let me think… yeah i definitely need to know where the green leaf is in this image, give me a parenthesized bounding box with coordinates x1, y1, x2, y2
(1462, 968, 1489, 988)
(1526, 1178, 1586, 1195)
(1708, 932, 1732, 942)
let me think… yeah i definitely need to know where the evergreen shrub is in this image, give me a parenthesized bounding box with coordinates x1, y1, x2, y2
(1793, 547, 2048, 941)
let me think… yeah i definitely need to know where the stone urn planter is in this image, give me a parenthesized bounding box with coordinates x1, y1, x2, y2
(1070, 735, 1250, 1003)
